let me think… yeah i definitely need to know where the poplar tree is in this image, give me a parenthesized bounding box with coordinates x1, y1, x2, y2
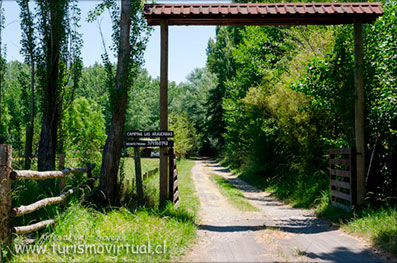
(35, 0, 82, 171)
(88, 0, 150, 204)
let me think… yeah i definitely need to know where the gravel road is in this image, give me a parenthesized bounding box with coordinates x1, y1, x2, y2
(185, 159, 388, 263)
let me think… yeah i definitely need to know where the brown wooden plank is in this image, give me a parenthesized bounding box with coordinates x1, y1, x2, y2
(331, 200, 351, 212)
(330, 159, 350, 167)
(159, 19, 169, 206)
(330, 169, 351, 178)
(330, 180, 351, 190)
(331, 190, 351, 202)
(329, 148, 352, 155)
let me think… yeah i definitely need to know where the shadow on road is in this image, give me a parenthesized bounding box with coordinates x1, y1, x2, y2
(199, 224, 267, 232)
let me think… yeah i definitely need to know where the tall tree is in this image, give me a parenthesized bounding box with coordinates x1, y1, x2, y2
(0, 0, 5, 143)
(36, 0, 82, 171)
(18, 0, 36, 169)
(206, 26, 242, 152)
(88, 0, 150, 204)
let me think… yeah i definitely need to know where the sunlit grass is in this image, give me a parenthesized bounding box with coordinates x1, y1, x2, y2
(10, 159, 198, 262)
(343, 207, 397, 256)
(210, 174, 258, 212)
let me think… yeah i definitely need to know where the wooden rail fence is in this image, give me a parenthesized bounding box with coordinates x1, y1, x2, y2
(329, 148, 356, 211)
(0, 145, 96, 247)
(143, 167, 159, 180)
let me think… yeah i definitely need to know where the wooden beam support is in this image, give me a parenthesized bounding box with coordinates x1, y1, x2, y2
(10, 164, 95, 181)
(12, 178, 96, 218)
(0, 145, 12, 248)
(354, 20, 366, 206)
(159, 19, 169, 206)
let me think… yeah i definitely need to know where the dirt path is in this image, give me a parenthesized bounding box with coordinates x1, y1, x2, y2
(185, 159, 387, 262)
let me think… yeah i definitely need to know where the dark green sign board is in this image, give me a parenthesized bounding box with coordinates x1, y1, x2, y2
(126, 131, 174, 138)
(126, 140, 174, 148)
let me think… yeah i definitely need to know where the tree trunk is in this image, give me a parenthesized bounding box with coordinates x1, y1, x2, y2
(24, 60, 35, 169)
(99, 0, 132, 205)
(24, 9, 35, 170)
(0, 0, 3, 138)
(134, 147, 143, 204)
(0, 145, 12, 251)
(37, 3, 62, 172)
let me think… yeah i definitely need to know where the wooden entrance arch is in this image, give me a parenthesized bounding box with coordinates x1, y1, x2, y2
(142, 2, 384, 206)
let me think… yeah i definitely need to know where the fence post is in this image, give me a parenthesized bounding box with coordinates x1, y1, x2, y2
(86, 163, 94, 191)
(134, 147, 143, 205)
(0, 145, 12, 254)
(58, 154, 65, 194)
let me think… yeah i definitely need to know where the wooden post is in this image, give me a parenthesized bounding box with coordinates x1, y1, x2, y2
(0, 145, 12, 252)
(134, 147, 143, 204)
(86, 162, 94, 191)
(159, 19, 169, 206)
(58, 154, 65, 208)
(58, 154, 65, 193)
(169, 147, 174, 201)
(354, 20, 366, 206)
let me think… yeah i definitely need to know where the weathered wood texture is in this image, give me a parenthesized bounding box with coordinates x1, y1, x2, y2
(134, 147, 143, 203)
(10, 164, 95, 181)
(329, 148, 356, 212)
(13, 219, 55, 235)
(159, 19, 169, 206)
(58, 154, 65, 194)
(12, 178, 96, 218)
(168, 147, 179, 209)
(354, 20, 366, 206)
(0, 145, 12, 246)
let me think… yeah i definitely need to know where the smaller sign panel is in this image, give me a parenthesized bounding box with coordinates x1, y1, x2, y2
(126, 131, 174, 138)
(126, 140, 174, 147)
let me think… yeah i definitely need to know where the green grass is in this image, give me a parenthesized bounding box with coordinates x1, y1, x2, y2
(9, 159, 198, 262)
(343, 207, 397, 256)
(210, 174, 259, 212)
(123, 157, 160, 181)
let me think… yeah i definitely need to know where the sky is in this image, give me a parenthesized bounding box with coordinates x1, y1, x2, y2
(1, 1, 228, 84)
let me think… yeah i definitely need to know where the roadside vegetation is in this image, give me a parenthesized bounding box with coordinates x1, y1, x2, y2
(10, 159, 198, 262)
(210, 174, 258, 212)
(204, 1, 397, 257)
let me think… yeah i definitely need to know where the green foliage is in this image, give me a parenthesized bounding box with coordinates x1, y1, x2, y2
(63, 97, 106, 167)
(125, 69, 160, 131)
(87, 0, 151, 114)
(205, 26, 242, 152)
(170, 68, 217, 153)
(344, 207, 397, 256)
(363, 1, 397, 204)
(213, 3, 397, 210)
(169, 113, 198, 158)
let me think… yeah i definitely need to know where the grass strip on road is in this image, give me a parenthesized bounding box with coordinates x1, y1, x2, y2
(210, 174, 259, 212)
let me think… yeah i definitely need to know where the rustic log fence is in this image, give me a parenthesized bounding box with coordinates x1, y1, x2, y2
(142, 167, 159, 180)
(329, 148, 356, 211)
(0, 145, 96, 247)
